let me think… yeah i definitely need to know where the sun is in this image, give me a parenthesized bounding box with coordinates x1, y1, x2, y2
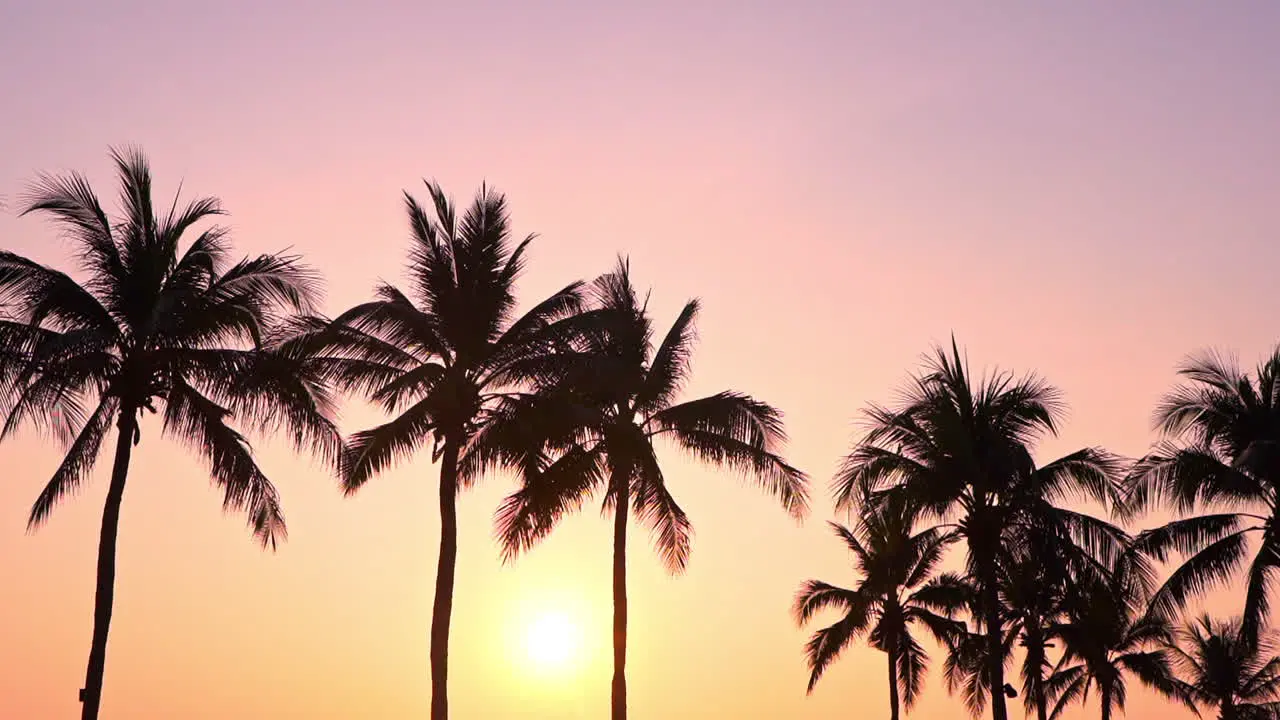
(525, 612, 580, 668)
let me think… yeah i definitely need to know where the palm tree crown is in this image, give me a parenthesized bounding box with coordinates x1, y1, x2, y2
(1046, 556, 1188, 720)
(1127, 349, 1280, 646)
(297, 181, 584, 487)
(2, 146, 339, 544)
(1169, 614, 1280, 719)
(487, 258, 809, 566)
(794, 493, 965, 719)
(834, 340, 1127, 720)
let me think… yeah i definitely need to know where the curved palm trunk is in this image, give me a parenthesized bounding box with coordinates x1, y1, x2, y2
(611, 469, 630, 720)
(887, 648, 901, 720)
(80, 409, 137, 720)
(430, 441, 460, 720)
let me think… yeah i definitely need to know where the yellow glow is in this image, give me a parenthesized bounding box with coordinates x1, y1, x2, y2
(525, 612, 580, 669)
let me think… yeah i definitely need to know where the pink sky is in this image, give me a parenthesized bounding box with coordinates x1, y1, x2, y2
(2, 1, 1279, 717)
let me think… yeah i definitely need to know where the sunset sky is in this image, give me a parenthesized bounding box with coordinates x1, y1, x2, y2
(3, 2, 1280, 718)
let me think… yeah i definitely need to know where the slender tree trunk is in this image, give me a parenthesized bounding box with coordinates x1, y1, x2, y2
(980, 557, 1008, 720)
(1026, 630, 1048, 720)
(430, 441, 460, 720)
(611, 470, 630, 720)
(887, 648, 900, 720)
(1100, 685, 1111, 720)
(79, 409, 137, 720)
(1034, 667, 1048, 720)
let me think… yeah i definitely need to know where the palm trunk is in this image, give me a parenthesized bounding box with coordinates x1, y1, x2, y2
(79, 409, 137, 720)
(611, 469, 629, 720)
(979, 556, 1008, 720)
(430, 441, 460, 720)
(1100, 685, 1112, 720)
(887, 648, 900, 720)
(1025, 629, 1048, 720)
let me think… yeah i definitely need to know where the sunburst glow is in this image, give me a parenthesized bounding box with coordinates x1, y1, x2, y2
(525, 612, 580, 668)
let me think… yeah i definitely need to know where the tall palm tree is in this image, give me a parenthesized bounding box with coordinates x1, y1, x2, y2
(1045, 562, 1190, 720)
(282, 181, 583, 720)
(0, 148, 341, 720)
(481, 259, 809, 720)
(1168, 614, 1280, 719)
(793, 493, 965, 720)
(1125, 349, 1280, 646)
(834, 340, 1127, 720)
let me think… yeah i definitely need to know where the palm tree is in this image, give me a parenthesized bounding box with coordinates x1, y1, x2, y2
(281, 181, 583, 720)
(483, 259, 809, 720)
(0, 148, 341, 720)
(1046, 561, 1190, 720)
(1125, 349, 1280, 646)
(794, 493, 965, 719)
(1168, 614, 1280, 719)
(932, 540, 1074, 720)
(1001, 535, 1075, 720)
(834, 340, 1127, 720)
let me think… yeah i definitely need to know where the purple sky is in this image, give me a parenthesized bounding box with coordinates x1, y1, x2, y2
(2, 2, 1280, 718)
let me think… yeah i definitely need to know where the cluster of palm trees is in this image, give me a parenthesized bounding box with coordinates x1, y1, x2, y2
(795, 343, 1280, 719)
(0, 149, 807, 720)
(2, 149, 1276, 720)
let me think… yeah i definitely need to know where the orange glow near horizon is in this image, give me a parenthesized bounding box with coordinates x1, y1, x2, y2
(3, 2, 1280, 719)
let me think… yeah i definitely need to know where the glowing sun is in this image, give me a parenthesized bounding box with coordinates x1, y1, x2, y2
(525, 612, 580, 668)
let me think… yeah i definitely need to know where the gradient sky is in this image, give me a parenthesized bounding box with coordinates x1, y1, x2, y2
(3, 1, 1280, 718)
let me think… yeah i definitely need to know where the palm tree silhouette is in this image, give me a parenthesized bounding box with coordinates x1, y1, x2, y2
(932, 534, 1080, 720)
(1168, 614, 1280, 719)
(485, 258, 808, 720)
(1046, 559, 1190, 720)
(998, 535, 1080, 720)
(0, 148, 341, 720)
(834, 340, 1126, 720)
(794, 492, 965, 719)
(929, 547, 1071, 720)
(281, 181, 583, 720)
(1126, 349, 1280, 646)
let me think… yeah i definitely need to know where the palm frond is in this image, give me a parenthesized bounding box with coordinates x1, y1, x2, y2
(1242, 546, 1280, 648)
(172, 348, 344, 470)
(330, 286, 446, 361)
(793, 580, 865, 625)
(343, 397, 437, 494)
(1133, 514, 1248, 563)
(1148, 530, 1251, 621)
(1045, 664, 1089, 720)
(1125, 444, 1264, 518)
(632, 445, 693, 572)
(909, 573, 975, 616)
(494, 444, 606, 561)
(27, 396, 119, 529)
(899, 632, 929, 708)
(802, 607, 871, 693)
(162, 380, 286, 548)
(1032, 446, 1126, 509)
(0, 251, 118, 333)
(652, 392, 808, 518)
(635, 299, 698, 413)
(18, 169, 123, 291)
